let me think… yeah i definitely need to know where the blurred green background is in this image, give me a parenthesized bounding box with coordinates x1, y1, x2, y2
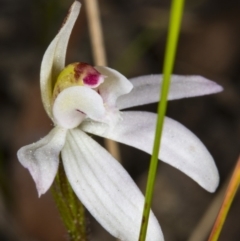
(0, 0, 239, 240)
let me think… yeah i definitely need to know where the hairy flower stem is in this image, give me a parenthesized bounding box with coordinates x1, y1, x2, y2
(138, 0, 185, 240)
(51, 158, 88, 241)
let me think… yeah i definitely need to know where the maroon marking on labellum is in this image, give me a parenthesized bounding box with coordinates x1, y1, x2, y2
(76, 109, 85, 114)
(83, 74, 99, 86)
(74, 62, 88, 80)
(74, 62, 101, 86)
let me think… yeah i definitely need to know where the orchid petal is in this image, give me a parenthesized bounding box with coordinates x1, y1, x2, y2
(62, 129, 163, 241)
(81, 111, 219, 192)
(94, 66, 133, 107)
(17, 127, 67, 196)
(53, 86, 105, 129)
(117, 75, 223, 110)
(40, 1, 81, 118)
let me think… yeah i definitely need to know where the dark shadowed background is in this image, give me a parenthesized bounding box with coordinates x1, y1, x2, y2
(0, 0, 239, 240)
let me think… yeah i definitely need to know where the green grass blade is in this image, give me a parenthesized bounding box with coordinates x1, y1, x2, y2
(138, 1, 185, 240)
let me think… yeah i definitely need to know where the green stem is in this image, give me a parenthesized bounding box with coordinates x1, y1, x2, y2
(138, 1, 185, 240)
(51, 159, 88, 241)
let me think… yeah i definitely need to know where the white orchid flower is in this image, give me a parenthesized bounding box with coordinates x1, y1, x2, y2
(17, 1, 223, 241)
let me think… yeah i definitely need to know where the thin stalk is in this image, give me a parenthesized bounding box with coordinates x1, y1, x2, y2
(84, 0, 121, 161)
(208, 156, 240, 241)
(51, 160, 88, 241)
(138, 0, 185, 240)
(187, 180, 228, 241)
